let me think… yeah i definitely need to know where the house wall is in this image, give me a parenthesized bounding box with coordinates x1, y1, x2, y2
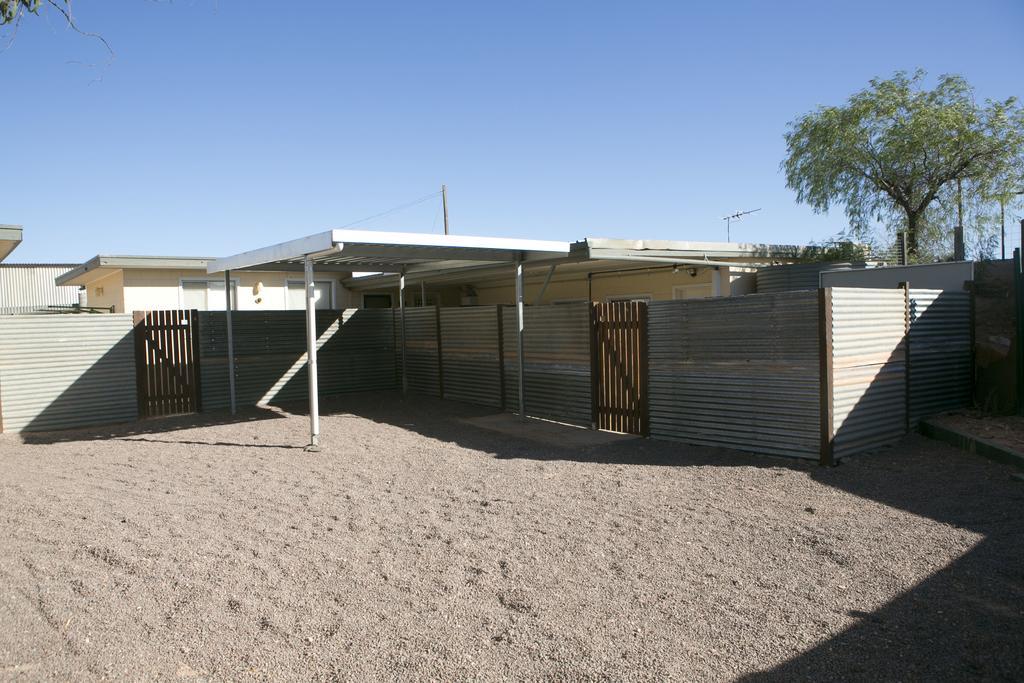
(472, 266, 731, 304)
(354, 266, 742, 308)
(88, 270, 126, 312)
(118, 269, 356, 312)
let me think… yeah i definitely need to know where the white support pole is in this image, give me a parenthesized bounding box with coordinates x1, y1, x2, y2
(399, 269, 408, 393)
(711, 268, 722, 297)
(224, 269, 237, 415)
(304, 256, 321, 451)
(515, 257, 525, 419)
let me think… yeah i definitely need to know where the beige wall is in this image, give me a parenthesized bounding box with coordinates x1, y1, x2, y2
(355, 266, 737, 307)
(110, 269, 356, 313)
(87, 270, 125, 312)
(473, 266, 731, 305)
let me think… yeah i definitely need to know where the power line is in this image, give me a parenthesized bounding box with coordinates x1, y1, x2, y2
(337, 190, 442, 230)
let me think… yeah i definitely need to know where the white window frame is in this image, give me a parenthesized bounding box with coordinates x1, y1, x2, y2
(179, 278, 239, 310)
(605, 293, 652, 303)
(361, 293, 393, 309)
(672, 284, 712, 300)
(285, 279, 337, 311)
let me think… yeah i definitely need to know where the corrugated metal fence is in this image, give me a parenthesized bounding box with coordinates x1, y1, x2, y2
(648, 291, 822, 459)
(0, 291, 973, 454)
(439, 306, 504, 407)
(908, 289, 972, 424)
(503, 302, 593, 427)
(198, 309, 397, 410)
(825, 288, 907, 460)
(398, 307, 441, 396)
(0, 315, 137, 431)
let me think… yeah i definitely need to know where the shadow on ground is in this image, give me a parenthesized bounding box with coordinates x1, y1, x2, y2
(15, 405, 292, 447)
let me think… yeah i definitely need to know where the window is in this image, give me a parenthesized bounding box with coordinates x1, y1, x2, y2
(286, 280, 334, 310)
(672, 284, 712, 300)
(362, 294, 393, 309)
(605, 294, 652, 304)
(181, 280, 238, 311)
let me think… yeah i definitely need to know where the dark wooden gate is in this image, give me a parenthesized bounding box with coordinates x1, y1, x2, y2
(133, 310, 202, 417)
(592, 301, 648, 435)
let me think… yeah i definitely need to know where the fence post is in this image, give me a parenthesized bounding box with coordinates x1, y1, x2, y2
(1016, 247, 1024, 416)
(900, 282, 911, 433)
(496, 305, 506, 410)
(589, 303, 599, 430)
(190, 310, 203, 413)
(133, 311, 148, 418)
(435, 305, 444, 399)
(639, 301, 650, 437)
(818, 288, 834, 466)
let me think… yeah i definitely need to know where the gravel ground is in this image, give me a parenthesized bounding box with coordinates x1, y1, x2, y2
(1, 392, 1022, 681)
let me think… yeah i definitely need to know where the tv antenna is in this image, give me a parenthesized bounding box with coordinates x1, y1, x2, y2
(722, 208, 761, 242)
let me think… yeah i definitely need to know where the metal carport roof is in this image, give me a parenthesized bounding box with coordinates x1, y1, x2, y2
(207, 229, 573, 451)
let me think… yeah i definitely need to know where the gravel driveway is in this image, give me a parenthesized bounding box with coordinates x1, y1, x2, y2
(1, 392, 1022, 681)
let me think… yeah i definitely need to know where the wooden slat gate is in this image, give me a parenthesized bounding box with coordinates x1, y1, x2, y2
(592, 301, 648, 435)
(133, 310, 202, 417)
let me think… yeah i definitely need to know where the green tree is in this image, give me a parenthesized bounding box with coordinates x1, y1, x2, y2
(783, 71, 1024, 259)
(1, 0, 59, 26)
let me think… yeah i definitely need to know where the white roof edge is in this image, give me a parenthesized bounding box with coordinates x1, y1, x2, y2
(330, 229, 569, 253)
(207, 231, 335, 274)
(56, 254, 220, 285)
(584, 237, 804, 256)
(207, 230, 571, 274)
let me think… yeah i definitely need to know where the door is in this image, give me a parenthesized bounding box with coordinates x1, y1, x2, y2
(133, 310, 202, 417)
(592, 301, 648, 435)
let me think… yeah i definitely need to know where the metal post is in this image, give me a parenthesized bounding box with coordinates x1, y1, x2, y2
(420, 280, 427, 307)
(399, 269, 408, 393)
(1015, 247, 1024, 417)
(515, 258, 525, 419)
(304, 256, 321, 451)
(711, 268, 722, 297)
(224, 269, 237, 415)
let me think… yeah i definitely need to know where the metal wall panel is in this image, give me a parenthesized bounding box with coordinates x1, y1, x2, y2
(0, 264, 80, 314)
(908, 289, 971, 424)
(648, 291, 821, 459)
(440, 306, 503, 407)
(502, 303, 593, 427)
(397, 307, 441, 396)
(199, 309, 397, 410)
(829, 288, 907, 458)
(756, 262, 854, 293)
(0, 315, 137, 432)
(822, 262, 974, 291)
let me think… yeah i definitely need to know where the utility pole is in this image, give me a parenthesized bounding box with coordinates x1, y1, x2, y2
(954, 177, 965, 261)
(722, 208, 761, 242)
(441, 184, 449, 235)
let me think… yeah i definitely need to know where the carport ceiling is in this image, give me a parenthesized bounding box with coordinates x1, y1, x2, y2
(206, 229, 572, 275)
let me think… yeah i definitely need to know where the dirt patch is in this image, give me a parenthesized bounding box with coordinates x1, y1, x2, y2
(933, 410, 1024, 455)
(1, 392, 1022, 681)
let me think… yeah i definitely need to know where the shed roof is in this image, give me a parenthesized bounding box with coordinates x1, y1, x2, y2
(0, 225, 24, 263)
(56, 255, 218, 286)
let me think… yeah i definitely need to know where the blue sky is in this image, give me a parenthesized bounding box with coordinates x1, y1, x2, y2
(2, 0, 1022, 262)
